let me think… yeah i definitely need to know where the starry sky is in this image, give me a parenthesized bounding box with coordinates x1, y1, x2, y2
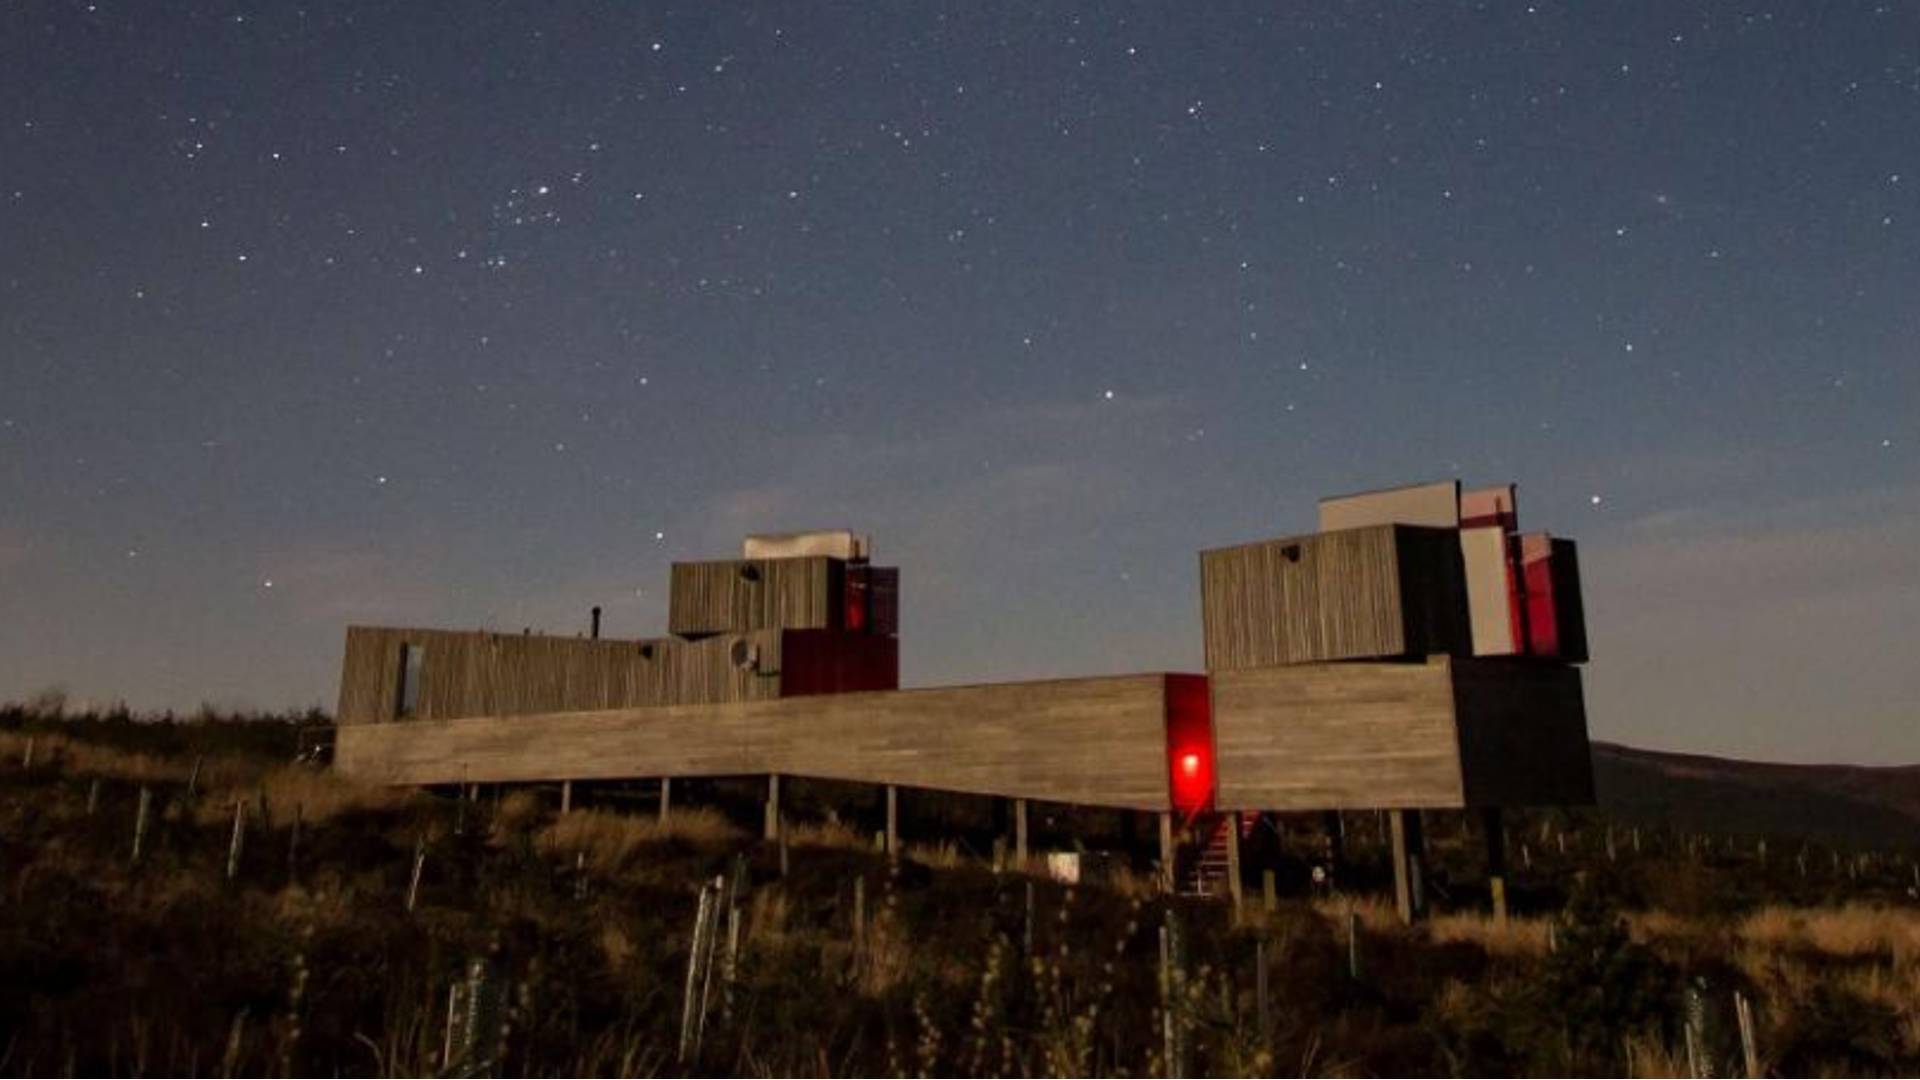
(2, 2, 1915, 764)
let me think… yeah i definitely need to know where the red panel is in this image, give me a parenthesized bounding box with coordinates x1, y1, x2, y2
(777, 630, 899, 697)
(1520, 533, 1560, 658)
(842, 565, 899, 636)
(1163, 674, 1215, 815)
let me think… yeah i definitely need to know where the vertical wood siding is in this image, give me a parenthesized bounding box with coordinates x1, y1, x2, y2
(335, 626, 790, 725)
(667, 557, 843, 637)
(1199, 525, 1467, 670)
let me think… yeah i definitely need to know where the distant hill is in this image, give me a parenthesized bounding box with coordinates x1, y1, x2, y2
(1592, 741, 1920, 850)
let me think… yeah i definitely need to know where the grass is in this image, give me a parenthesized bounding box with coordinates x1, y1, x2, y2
(2, 704, 1919, 1075)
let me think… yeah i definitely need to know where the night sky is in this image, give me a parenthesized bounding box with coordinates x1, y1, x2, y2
(3, 2, 1915, 764)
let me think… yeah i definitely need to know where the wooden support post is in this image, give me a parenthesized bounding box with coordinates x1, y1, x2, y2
(1323, 809, 1346, 875)
(1013, 797, 1029, 867)
(1389, 809, 1428, 924)
(1158, 811, 1176, 892)
(764, 774, 781, 842)
(659, 777, 672, 822)
(1484, 806, 1508, 924)
(1262, 869, 1278, 911)
(560, 780, 572, 815)
(1225, 813, 1244, 912)
(884, 784, 898, 857)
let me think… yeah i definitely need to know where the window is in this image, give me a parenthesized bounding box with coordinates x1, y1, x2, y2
(396, 643, 424, 719)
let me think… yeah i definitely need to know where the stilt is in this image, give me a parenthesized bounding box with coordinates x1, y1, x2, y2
(1389, 809, 1428, 924)
(764, 774, 781, 841)
(1014, 798, 1029, 866)
(1484, 807, 1509, 923)
(884, 784, 899, 857)
(659, 777, 671, 822)
(1323, 809, 1346, 874)
(1158, 810, 1176, 892)
(560, 780, 572, 815)
(1225, 812, 1244, 911)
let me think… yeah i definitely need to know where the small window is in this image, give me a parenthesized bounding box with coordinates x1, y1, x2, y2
(396, 643, 424, 719)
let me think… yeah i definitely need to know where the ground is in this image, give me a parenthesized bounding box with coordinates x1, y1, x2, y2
(0, 708, 1916, 1077)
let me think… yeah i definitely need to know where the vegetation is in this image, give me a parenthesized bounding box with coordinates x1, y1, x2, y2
(1, 701, 1918, 1076)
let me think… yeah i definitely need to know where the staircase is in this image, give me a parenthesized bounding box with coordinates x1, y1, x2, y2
(1179, 812, 1255, 897)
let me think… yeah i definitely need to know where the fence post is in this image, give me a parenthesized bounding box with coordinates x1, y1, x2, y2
(406, 835, 427, 912)
(132, 786, 153, 864)
(226, 799, 247, 881)
(1735, 990, 1760, 1078)
(86, 777, 101, 816)
(288, 803, 303, 881)
(1255, 937, 1271, 1045)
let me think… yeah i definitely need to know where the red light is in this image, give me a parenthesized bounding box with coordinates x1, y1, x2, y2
(1180, 752, 1201, 777)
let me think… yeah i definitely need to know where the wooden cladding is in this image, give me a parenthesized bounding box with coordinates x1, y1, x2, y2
(337, 673, 1184, 810)
(668, 557, 842, 637)
(1209, 656, 1592, 811)
(1210, 658, 1465, 810)
(336, 626, 788, 725)
(1200, 525, 1468, 671)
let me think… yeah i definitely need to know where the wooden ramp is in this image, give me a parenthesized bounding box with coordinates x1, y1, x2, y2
(335, 657, 1589, 814)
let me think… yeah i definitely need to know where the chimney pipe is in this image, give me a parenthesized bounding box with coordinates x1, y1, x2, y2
(590, 606, 602, 640)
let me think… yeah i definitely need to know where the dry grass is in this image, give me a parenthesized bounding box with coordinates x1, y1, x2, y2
(1427, 910, 1554, 957)
(534, 806, 742, 871)
(1, 729, 411, 824)
(1737, 903, 1920, 963)
(0, 729, 190, 784)
(785, 816, 873, 851)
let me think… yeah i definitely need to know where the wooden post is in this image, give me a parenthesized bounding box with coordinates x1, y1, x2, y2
(288, 803, 303, 880)
(85, 777, 101, 816)
(132, 786, 152, 863)
(1345, 909, 1362, 980)
(1262, 869, 1278, 911)
(407, 835, 426, 912)
(1022, 880, 1036, 957)
(1323, 809, 1346, 876)
(884, 784, 898, 857)
(226, 799, 246, 881)
(1390, 810, 1423, 924)
(1255, 937, 1272, 1045)
(764, 774, 781, 842)
(559, 780, 572, 815)
(1484, 806, 1509, 924)
(1013, 797, 1029, 867)
(1158, 810, 1176, 893)
(1224, 813, 1244, 912)
(21, 735, 34, 769)
(659, 777, 672, 822)
(187, 756, 203, 799)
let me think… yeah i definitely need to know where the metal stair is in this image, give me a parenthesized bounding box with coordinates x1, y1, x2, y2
(1179, 812, 1253, 897)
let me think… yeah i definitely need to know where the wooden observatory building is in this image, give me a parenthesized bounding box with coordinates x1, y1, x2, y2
(333, 482, 1592, 919)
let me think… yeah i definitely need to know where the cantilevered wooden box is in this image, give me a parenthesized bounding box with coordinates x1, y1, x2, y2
(668, 557, 899, 638)
(1199, 525, 1469, 670)
(1208, 655, 1592, 810)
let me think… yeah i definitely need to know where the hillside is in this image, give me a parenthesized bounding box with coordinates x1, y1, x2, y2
(1, 715, 1919, 1076)
(1593, 742, 1920, 850)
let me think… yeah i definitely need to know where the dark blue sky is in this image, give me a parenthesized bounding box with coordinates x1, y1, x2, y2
(2, 2, 1914, 763)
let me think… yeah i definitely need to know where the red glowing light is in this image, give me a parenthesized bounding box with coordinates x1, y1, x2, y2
(1180, 752, 1201, 777)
